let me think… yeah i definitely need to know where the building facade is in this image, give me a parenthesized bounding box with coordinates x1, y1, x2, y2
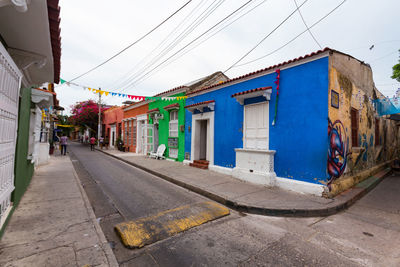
(122, 102, 149, 153)
(0, 0, 61, 235)
(184, 48, 399, 196)
(103, 106, 123, 148)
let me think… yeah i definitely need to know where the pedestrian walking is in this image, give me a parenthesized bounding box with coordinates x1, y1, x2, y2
(90, 136, 96, 151)
(99, 136, 104, 149)
(60, 134, 68, 155)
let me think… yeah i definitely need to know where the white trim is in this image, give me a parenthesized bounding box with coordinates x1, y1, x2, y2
(183, 159, 192, 165)
(123, 100, 149, 112)
(233, 88, 272, 105)
(275, 177, 326, 196)
(189, 52, 330, 98)
(209, 164, 233, 176)
(190, 111, 214, 165)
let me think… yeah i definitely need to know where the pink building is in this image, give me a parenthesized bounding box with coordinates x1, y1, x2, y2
(103, 106, 123, 148)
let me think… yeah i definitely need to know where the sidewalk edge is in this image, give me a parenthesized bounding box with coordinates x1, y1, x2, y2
(70, 157, 119, 267)
(96, 149, 391, 218)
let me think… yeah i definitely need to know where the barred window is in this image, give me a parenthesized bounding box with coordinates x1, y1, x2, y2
(169, 110, 178, 137)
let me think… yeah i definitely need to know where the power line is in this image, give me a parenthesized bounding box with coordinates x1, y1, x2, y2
(233, 0, 347, 68)
(124, 0, 269, 88)
(115, 0, 255, 94)
(106, 0, 209, 90)
(67, 0, 193, 83)
(224, 0, 309, 73)
(112, 0, 226, 92)
(293, 0, 322, 49)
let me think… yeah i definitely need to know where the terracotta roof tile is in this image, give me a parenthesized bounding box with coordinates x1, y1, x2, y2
(164, 103, 180, 110)
(184, 100, 215, 109)
(147, 108, 160, 114)
(231, 86, 272, 98)
(188, 48, 333, 97)
(47, 0, 61, 84)
(154, 85, 186, 97)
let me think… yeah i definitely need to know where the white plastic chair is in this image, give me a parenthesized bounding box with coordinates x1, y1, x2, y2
(149, 144, 166, 160)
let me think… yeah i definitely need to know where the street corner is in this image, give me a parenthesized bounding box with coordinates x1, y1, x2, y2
(114, 201, 230, 249)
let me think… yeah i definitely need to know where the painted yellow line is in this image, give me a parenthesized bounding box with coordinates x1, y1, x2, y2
(115, 201, 230, 248)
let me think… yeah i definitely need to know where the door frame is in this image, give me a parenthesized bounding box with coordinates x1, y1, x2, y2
(191, 111, 214, 165)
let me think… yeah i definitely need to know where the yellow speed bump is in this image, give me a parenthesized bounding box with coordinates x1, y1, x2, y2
(115, 201, 230, 248)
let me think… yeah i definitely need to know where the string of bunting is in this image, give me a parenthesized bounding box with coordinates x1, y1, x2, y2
(59, 78, 187, 101)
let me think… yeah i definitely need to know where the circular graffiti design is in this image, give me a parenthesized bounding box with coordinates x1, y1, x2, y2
(328, 119, 348, 184)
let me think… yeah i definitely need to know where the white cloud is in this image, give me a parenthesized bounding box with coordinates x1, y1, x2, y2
(58, 0, 400, 113)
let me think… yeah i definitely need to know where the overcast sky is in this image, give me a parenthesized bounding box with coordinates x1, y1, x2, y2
(56, 0, 400, 114)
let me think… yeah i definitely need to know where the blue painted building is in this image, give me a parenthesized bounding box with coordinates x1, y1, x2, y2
(184, 49, 331, 195)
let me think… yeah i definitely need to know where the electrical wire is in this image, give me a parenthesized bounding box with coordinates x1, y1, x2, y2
(116, 0, 255, 93)
(137, 0, 269, 84)
(67, 0, 193, 83)
(232, 0, 347, 68)
(224, 0, 309, 73)
(106, 0, 209, 90)
(112, 0, 226, 91)
(293, 0, 322, 49)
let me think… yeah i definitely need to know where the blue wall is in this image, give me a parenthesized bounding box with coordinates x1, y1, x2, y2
(185, 57, 329, 184)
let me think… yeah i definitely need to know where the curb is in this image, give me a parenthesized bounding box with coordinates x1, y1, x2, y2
(96, 148, 391, 218)
(70, 157, 119, 267)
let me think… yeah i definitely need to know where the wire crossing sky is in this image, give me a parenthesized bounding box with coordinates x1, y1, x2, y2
(58, 0, 400, 114)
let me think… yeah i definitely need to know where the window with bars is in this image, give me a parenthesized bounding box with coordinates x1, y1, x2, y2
(124, 121, 127, 144)
(128, 121, 131, 146)
(351, 108, 359, 147)
(133, 120, 137, 145)
(375, 118, 380, 146)
(169, 110, 178, 137)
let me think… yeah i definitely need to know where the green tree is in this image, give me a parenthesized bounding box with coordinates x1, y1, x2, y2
(392, 49, 400, 82)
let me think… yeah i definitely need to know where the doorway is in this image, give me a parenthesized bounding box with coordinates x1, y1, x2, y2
(191, 111, 214, 165)
(199, 120, 207, 160)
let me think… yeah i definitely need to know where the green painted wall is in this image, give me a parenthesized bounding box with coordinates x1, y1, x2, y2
(1, 87, 34, 238)
(148, 92, 186, 161)
(13, 87, 34, 206)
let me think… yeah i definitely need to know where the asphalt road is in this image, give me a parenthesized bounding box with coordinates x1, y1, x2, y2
(69, 142, 400, 266)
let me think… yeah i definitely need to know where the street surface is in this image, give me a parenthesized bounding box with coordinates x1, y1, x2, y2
(69, 142, 400, 266)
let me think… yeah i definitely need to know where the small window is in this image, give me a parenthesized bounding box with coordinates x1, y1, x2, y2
(169, 110, 178, 137)
(169, 148, 178, 158)
(124, 121, 127, 144)
(132, 120, 137, 145)
(351, 108, 359, 147)
(375, 118, 379, 146)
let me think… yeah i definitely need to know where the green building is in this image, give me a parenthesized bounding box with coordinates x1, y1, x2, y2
(147, 72, 229, 162)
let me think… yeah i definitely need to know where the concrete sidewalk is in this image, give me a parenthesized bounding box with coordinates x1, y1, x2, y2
(98, 148, 391, 217)
(0, 155, 118, 267)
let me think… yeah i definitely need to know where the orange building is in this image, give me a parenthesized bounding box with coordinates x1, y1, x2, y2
(103, 106, 124, 148)
(122, 101, 149, 153)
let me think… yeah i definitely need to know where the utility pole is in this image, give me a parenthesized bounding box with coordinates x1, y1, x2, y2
(97, 89, 101, 147)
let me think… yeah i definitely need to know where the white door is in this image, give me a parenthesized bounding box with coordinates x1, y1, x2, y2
(244, 102, 269, 150)
(142, 124, 154, 155)
(0, 42, 22, 227)
(110, 125, 116, 148)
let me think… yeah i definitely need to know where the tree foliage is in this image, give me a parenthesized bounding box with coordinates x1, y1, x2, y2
(70, 100, 108, 133)
(392, 49, 400, 82)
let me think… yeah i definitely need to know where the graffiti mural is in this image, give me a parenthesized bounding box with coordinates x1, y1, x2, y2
(328, 119, 348, 184)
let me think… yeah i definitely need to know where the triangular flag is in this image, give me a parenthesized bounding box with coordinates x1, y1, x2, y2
(99, 91, 105, 96)
(105, 91, 109, 96)
(88, 88, 91, 91)
(60, 78, 67, 84)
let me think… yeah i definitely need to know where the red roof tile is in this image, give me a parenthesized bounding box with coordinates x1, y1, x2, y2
(154, 85, 186, 97)
(147, 108, 160, 114)
(164, 103, 180, 110)
(184, 100, 215, 109)
(188, 48, 334, 97)
(47, 0, 61, 84)
(231, 86, 272, 98)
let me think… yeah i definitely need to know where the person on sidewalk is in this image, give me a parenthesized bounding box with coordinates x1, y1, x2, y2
(90, 136, 96, 151)
(60, 134, 68, 155)
(99, 136, 104, 149)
